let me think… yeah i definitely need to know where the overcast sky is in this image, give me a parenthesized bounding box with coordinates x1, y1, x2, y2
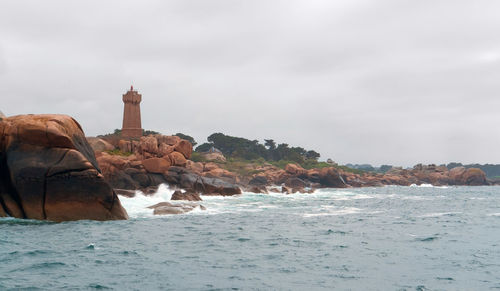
(1, 0, 499, 166)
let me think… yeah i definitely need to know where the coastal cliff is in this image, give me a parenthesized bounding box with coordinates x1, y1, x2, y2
(0, 114, 128, 221)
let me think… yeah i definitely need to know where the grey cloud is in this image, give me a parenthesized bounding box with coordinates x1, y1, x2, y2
(1, 0, 500, 166)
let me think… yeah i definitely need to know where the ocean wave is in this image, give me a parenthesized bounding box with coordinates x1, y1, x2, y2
(302, 207, 362, 218)
(417, 212, 461, 218)
(119, 184, 175, 218)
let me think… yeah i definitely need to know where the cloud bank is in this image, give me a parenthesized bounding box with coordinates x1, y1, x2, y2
(1, 0, 499, 166)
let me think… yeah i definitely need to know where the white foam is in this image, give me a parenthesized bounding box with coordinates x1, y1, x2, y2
(302, 207, 362, 218)
(417, 212, 461, 218)
(119, 184, 176, 218)
(410, 183, 434, 187)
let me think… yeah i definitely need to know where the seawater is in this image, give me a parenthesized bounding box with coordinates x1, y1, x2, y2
(1, 186, 500, 290)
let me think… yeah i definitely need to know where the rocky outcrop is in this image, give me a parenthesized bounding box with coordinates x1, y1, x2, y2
(201, 151, 226, 162)
(96, 134, 195, 191)
(166, 166, 242, 196)
(94, 134, 490, 195)
(450, 167, 487, 186)
(0, 114, 128, 221)
(86, 137, 114, 152)
(171, 190, 202, 201)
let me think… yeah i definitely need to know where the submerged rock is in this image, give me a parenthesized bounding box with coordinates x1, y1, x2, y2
(147, 201, 205, 215)
(0, 114, 128, 221)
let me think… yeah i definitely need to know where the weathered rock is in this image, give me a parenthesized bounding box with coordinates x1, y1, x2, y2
(118, 139, 133, 153)
(462, 168, 487, 185)
(115, 189, 136, 197)
(285, 163, 307, 176)
(168, 151, 187, 167)
(186, 160, 204, 174)
(202, 152, 226, 162)
(159, 135, 180, 146)
(284, 177, 307, 189)
(449, 167, 466, 182)
(0, 114, 128, 221)
(281, 186, 292, 194)
(171, 190, 202, 201)
(203, 162, 220, 172)
(246, 185, 268, 194)
(166, 166, 241, 196)
(318, 167, 348, 188)
(158, 143, 174, 156)
(249, 175, 268, 186)
(268, 187, 281, 193)
(139, 136, 158, 154)
(174, 140, 193, 159)
(147, 201, 205, 215)
(142, 157, 170, 174)
(142, 185, 159, 195)
(86, 137, 115, 152)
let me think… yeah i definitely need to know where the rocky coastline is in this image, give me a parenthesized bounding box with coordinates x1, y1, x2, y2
(0, 114, 495, 221)
(92, 132, 493, 198)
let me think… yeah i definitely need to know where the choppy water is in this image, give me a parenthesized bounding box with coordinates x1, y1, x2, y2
(1, 185, 500, 290)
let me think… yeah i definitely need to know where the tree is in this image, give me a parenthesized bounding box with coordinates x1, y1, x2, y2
(379, 165, 393, 173)
(195, 142, 213, 152)
(264, 139, 276, 150)
(142, 129, 160, 136)
(305, 150, 320, 160)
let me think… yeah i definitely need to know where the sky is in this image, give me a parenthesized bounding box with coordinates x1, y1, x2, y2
(1, 0, 499, 167)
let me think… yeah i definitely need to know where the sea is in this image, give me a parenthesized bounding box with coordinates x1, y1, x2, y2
(1, 185, 500, 290)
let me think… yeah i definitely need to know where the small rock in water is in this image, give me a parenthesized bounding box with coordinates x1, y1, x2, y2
(148, 201, 206, 215)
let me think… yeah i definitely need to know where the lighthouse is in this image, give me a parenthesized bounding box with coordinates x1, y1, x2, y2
(121, 85, 142, 138)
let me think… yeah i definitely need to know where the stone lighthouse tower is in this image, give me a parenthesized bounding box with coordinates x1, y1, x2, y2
(121, 85, 142, 138)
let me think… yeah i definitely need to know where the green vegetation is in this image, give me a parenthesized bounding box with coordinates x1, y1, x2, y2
(336, 165, 366, 175)
(195, 133, 321, 165)
(105, 149, 133, 156)
(143, 129, 160, 136)
(190, 152, 207, 163)
(98, 129, 160, 138)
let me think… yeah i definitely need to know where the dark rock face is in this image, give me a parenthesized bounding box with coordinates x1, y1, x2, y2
(318, 168, 348, 188)
(249, 175, 268, 186)
(166, 167, 242, 196)
(284, 177, 307, 189)
(0, 114, 128, 221)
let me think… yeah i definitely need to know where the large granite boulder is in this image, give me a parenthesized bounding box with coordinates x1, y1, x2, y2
(318, 167, 348, 188)
(461, 168, 487, 185)
(171, 190, 202, 201)
(86, 137, 114, 152)
(0, 114, 128, 221)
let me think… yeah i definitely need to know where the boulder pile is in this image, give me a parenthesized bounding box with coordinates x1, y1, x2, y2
(92, 135, 241, 196)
